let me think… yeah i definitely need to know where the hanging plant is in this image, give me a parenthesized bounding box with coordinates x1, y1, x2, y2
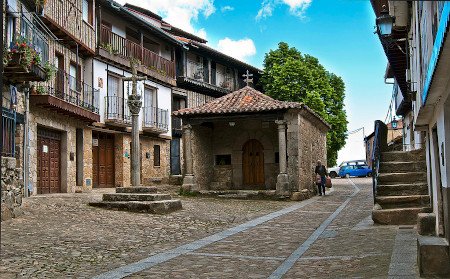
(9, 37, 41, 70)
(3, 47, 11, 68)
(43, 61, 57, 81)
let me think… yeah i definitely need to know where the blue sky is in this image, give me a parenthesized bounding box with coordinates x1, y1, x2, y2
(121, 0, 394, 165)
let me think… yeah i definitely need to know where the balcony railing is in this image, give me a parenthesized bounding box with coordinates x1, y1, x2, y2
(20, 15, 49, 65)
(105, 96, 131, 125)
(216, 70, 234, 91)
(100, 25, 175, 78)
(143, 107, 169, 133)
(36, 69, 99, 113)
(43, 0, 95, 51)
(187, 60, 204, 80)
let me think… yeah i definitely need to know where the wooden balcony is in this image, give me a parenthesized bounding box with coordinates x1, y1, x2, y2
(30, 70, 100, 123)
(99, 25, 176, 86)
(40, 0, 95, 56)
(104, 96, 132, 127)
(142, 107, 169, 134)
(179, 59, 236, 95)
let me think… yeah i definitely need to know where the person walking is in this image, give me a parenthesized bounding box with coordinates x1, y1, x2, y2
(315, 160, 328, 196)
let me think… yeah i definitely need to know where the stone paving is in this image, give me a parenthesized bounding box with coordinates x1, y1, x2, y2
(1, 178, 421, 278)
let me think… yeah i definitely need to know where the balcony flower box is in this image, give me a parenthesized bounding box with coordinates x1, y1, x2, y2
(3, 41, 47, 82)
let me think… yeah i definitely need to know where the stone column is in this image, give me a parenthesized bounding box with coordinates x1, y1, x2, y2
(275, 120, 290, 196)
(182, 124, 197, 191)
(128, 94, 142, 187)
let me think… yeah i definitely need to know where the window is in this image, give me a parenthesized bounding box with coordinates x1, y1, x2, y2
(7, 17, 15, 47)
(153, 145, 161, 167)
(215, 155, 231, 166)
(2, 107, 16, 157)
(82, 0, 93, 25)
(107, 74, 123, 119)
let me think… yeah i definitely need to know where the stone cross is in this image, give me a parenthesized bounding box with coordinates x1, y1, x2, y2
(122, 60, 146, 187)
(242, 70, 253, 86)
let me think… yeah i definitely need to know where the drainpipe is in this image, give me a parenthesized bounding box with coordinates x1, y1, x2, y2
(23, 85, 30, 197)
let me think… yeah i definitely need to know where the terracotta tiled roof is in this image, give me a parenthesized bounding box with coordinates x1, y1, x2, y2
(173, 86, 303, 116)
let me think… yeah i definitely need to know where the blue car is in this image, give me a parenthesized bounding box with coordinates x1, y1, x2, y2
(339, 165, 372, 178)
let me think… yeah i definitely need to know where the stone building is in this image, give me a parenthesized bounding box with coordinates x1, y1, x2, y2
(123, 4, 263, 179)
(371, 0, 450, 275)
(173, 86, 330, 196)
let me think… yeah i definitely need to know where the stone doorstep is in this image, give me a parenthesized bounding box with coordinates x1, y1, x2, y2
(102, 193, 172, 202)
(375, 195, 430, 209)
(372, 207, 432, 225)
(88, 200, 182, 214)
(381, 150, 426, 162)
(417, 236, 450, 276)
(379, 161, 427, 173)
(378, 172, 427, 184)
(115, 186, 158, 194)
(377, 183, 429, 196)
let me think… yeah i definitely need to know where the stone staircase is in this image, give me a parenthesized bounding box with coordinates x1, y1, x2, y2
(372, 149, 431, 225)
(89, 186, 182, 214)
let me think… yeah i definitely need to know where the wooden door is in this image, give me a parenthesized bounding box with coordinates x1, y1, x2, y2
(37, 129, 61, 194)
(93, 133, 115, 188)
(242, 139, 265, 188)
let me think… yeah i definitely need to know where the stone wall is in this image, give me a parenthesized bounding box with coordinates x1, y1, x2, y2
(141, 136, 170, 185)
(298, 110, 328, 193)
(191, 125, 214, 190)
(285, 110, 300, 192)
(1, 157, 24, 221)
(82, 128, 93, 191)
(28, 106, 93, 194)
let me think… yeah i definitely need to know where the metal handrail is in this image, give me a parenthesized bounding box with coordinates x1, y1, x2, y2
(371, 120, 388, 204)
(1, 108, 16, 157)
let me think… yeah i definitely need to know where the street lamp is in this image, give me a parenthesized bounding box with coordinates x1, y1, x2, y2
(376, 5, 395, 37)
(391, 117, 398, 130)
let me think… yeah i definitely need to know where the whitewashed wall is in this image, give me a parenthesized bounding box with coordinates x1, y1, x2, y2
(93, 59, 172, 137)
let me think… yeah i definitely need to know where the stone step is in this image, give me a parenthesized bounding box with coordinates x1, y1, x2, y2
(381, 149, 425, 162)
(89, 200, 182, 214)
(377, 183, 429, 196)
(372, 206, 432, 225)
(103, 193, 172, 202)
(379, 161, 427, 173)
(375, 195, 430, 209)
(378, 172, 427, 184)
(116, 186, 158, 194)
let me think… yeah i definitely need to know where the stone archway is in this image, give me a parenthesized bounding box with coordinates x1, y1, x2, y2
(242, 139, 265, 188)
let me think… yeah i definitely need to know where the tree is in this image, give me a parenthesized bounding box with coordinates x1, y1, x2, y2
(260, 42, 348, 166)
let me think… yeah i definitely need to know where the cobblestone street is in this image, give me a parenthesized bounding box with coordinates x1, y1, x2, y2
(1, 178, 419, 278)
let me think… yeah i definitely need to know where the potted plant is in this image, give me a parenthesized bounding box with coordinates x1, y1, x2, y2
(9, 38, 41, 70)
(3, 47, 11, 68)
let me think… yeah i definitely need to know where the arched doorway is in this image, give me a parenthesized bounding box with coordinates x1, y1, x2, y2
(242, 139, 265, 188)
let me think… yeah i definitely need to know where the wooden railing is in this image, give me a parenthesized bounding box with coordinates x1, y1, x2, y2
(100, 25, 175, 78)
(44, 0, 95, 50)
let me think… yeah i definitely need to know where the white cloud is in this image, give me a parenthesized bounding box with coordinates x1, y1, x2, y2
(116, 0, 215, 39)
(256, 0, 312, 20)
(221, 5, 234, 12)
(216, 37, 256, 62)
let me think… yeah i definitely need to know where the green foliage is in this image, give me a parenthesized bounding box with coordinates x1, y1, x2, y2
(35, 85, 47, 95)
(43, 61, 57, 81)
(260, 42, 348, 166)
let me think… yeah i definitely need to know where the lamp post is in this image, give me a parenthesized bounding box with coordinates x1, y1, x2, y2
(376, 5, 395, 37)
(391, 117, 398, 130)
